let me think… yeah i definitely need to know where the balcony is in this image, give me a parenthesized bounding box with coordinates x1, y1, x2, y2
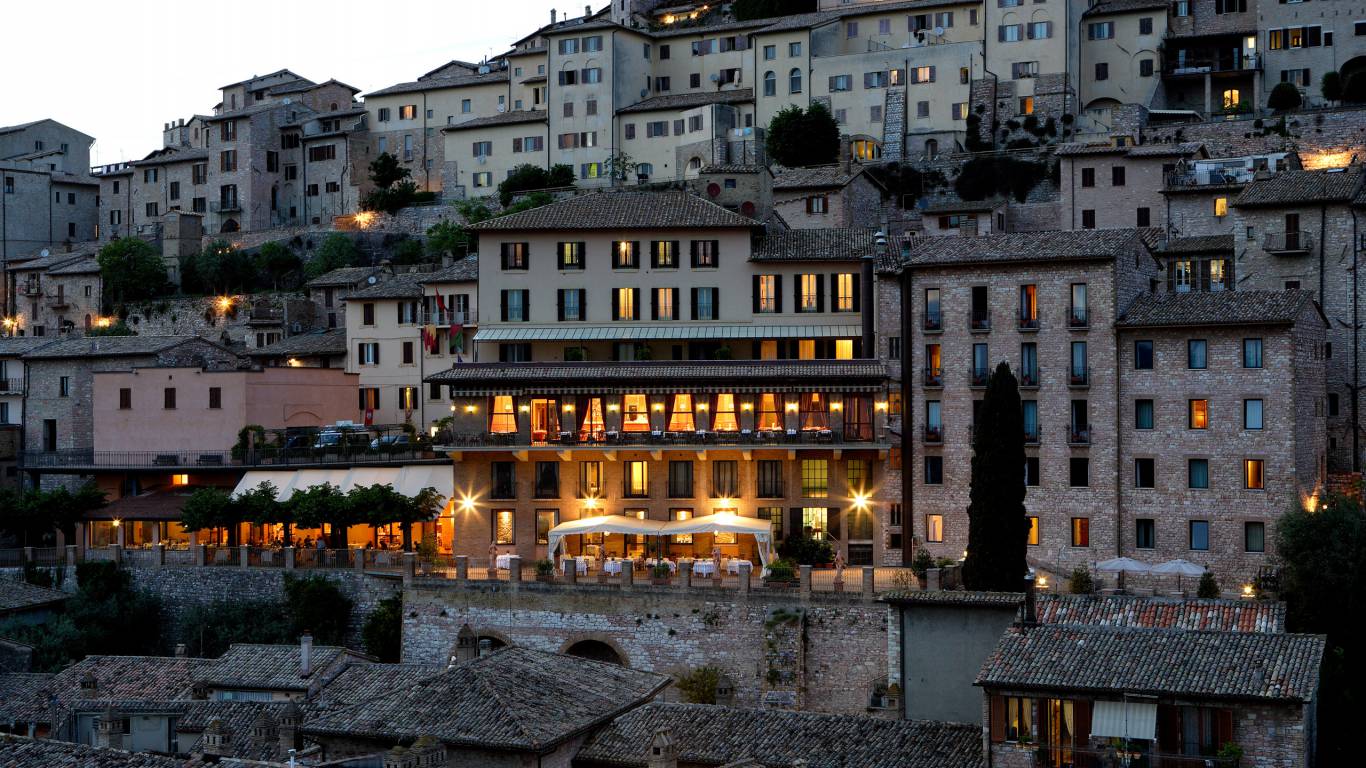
(1068, 307, 1089, 329)
(21, 283, 42, 297)
(0, 378, 23, 394)
(210, 199, 242, 213)
(922, 367, 943, 387)
(439, 427, 887, 451)
(969, 366, 990, 388)
(923, 425, 944, 445)
(1024, 423, 1041, 445)
(969, 309, 991, 332)
(1263, 230, 1313, 256)
(1069, 366, 1090, 388)
(922, 311, 943, 332)
(422, 310, 470, 326)
(1017, 367, 1040, 389)
(1163, 51, 1261, 77)
(1018, 314, 1039, 332)
(1068, 425, 1093, 445)
(47, 294, 70, 309)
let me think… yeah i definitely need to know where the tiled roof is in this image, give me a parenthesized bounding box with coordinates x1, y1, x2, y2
(366, 70, 508, 98)
(342, 271, 426, 300)
(246, 328, 347, 358)
(468, 190, 756, 231)
(5, 655, 215, 723)
(0, 579, 68, 614)
(1033, 594, 1286, 634)
(199, 644, 368, 692)
(422, 255, 479, 283)
(1053, 143, 1128, 157)
(426, 359, 889, 386)
(750, 228, 885, 262)
(883, 591, 1024, 608)
(0, 736, 192, 767)
(977, 625, 1325, 702)
(772, 165, 864, 190)
(1055, 141, 1203, 158)
(442, 110, 548, 131)
(1160, 233, 1234, 254)
(1083, 0, 1172, 16)
(577, 702, 983, 768)
(90, 491, 194, 522)
(1117, 289, 1316, 328)
(303, 647, 669, 751)
(21, 335, 225, 361)
(304, 265, 383, 288)
(617, 88, 754, 115)
(904, 229, 1145, 268)
(310, 661, 445, 710)
(9, 249, 95, 272)
(177, 700, 300, 761)
(131, 147, 209, 167)
(1234, 167, 1364, 207)
(0, 336, 58, 356)
(48, 255, 101, 275)
(0, 673, 53, 720)
(700, 164, 764, 174)
(920, 198, 1005, 214)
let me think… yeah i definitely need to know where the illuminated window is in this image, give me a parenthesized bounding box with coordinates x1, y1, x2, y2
(1245, 459, 1265, 489)
(799, 339, 817, 360)
(846, 459, 869, 494)
(667, 394, 696, 431)
(800, 393, 829, 430)
(171, 474, 189, 486)
(654, 287, 677, 320)
(580, 397, 604, 438)
(490, 395, 517, 433)
(1214, 197, 1228, 217)
(802, 507, 829, 540)
(1071, 517, 1090, 547)
(613, 241, 640, 268)
(1026, 516, 1039, 545)
(616, 288, 637, 320)
(758, 393, 782, 430)
(801, 460, 829, 497)
(579, 462, 603, 497)
(536, 510, 557, 545)
(623, 394, 650, 431)
(799, 274, 820, 311)
(760, 340, 779, 359)
(624, 460, 649, 497)
(1189, 399, 1209, 429)
(712, 393, 738, 431)
(835, 339, 855, 359)
(756, 275, 778, 312)
(672, 508, 693, 544)
(493, 509, 515, 544)
(1222, 89, 1241, 109)
(835, 273, 856, 311)
(925, 514, 944, 542)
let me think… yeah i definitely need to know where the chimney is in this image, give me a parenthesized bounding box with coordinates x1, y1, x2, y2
(201, 717, 231, 759)
(861, 235, 880, 359)
(96, 705, 124, 751)
(647, 727, 678, 768)
(551, 8, 557, 23)
(1022, 574, 1038, 626)
(839, 135, 852, 175)
(79, 670, 97, 695)
(175, 643, 187, 657)
(585, 3, 592, 17)
(278, 702, 303, 754)
(299, 632, 313, 677)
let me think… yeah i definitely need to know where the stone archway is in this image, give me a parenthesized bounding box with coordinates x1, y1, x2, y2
(560, 635, 628, 666)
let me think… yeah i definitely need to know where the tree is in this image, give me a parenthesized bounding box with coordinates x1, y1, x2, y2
(1344, 71, 1366, 104)
(97, 237, 170, 305)
(86, 321, 135, 337)
(765, 103, 840, 168)
(304, 233, 360, 280)
(184, 239, 256, 295)
(603, 153, 639, 184)
(425, 219, 474, 260)
(349, 483, 440, 551)
(362, 595, 403, 662)
(256, 241, 303, 289)
(390, 238, 429, 265)
(283, 574, 352, 646)
(1268, 82, 1303, 112)
(361, 152, 419, 214)
(180, 487, 247, 546)
(0, 483, 107, 547)
(1196, 571, 1220, 598)
(497, 164, 576, 206)
(289, 483, 354, 549)
(961, 362, 1029, 592)
(237, 481, 286, 543)
(1321, 71, 1344, 103)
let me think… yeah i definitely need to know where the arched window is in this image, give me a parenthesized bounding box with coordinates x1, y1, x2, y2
(789, 68, 803, 94)
(763, 70, 776, 97)
(329, 102, 338, 111)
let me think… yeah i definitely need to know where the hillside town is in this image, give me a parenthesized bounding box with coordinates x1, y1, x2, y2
(2, 0, 1365, 765)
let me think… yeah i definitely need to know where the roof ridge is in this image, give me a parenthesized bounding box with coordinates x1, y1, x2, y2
(465, 649, 544, 748)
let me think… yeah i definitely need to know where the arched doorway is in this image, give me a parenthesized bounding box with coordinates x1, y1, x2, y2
(563, 639, 625, 666)
(1340, 56, 1366, 100)
(221, 218, 240, 233)
(452, 624, 510, 663)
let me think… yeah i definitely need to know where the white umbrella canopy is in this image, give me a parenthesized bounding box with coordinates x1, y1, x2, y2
(1095, 557, 1152, 574)
(1150, 559, 1206, 577)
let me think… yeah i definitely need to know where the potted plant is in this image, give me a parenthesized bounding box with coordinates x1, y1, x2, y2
(1217, 741, 1243, 767)
(650, 562, 672, 585)
(911, 549, 934, 589)
(763, 558, 798, 588)
(534, 559, 555, 582)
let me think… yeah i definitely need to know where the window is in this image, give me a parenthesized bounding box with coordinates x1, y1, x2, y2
(1071, 517, 1090, 547)
(830, 74, 853, 92)
(558, 241, 585, 270)
(692, 287, 718, 321)
(558, 289, 586, 321)
(209, 387, 222, 409)
(789, 68, 802, 94)
(1140, 59, 1154, 77)
(1189, 520, 1209, 551)
(923, 454, 946, 486)
(1189, 399, 1209, 429)
(667, 460, 694, 498)
(1244, 399, 1263, 430)
(1245, 521, 1265, 552)
(1027, 21, 1050, 39)
(763, 70, 776, 97)
(614, 288, 639, 321)
(801, 459, 828, 497)
(925, 514, 944, 543)
(534, 462, 560, 498)
(1134, 340, 1154, 369)
(578, 461, 604, 498)
(307, 145, 336, 162)
(614, 241, 641, 269)
(472, 141, 493, 157)
(119, 388, 132, 409)
(1003, 696, 1032, 741)
(1024, 456, 1039, 486)
(653, 288, 678, 321)
(162, 387, 176, 410)
(911, 66, 935, 84)
(1081, 210, 1095, 229)
(1243, 338, 1263, 368)
(691, 240, 719, 268)
(1136, 519, 1156, 549)
(1069, 457, 1089, 487)
(763, 44, 776, 60)
(1088, 21, 1114, 39)
(501, 289, 529, 322)
(799, 274, 822, 312)
(1244, 459, 1265, 490)
(1135, 458, 1155, 488)
(624, 461, 649, 497)
(1095, 63, 1109, 81)
(500, 242, 529, 270)
(754, 460, 785, 497)
(1189, 458, 1210, 489)
(712, 461, 738, 498)
(999, 23, 1022, 41)
(492, 509, 515, 545)
(1135, 399, 1154, 429)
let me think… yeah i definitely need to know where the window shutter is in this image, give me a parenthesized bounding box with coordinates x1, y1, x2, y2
(689, 240, 699, 267)
(373, 344, 380, 365)
(557, 290, 565, 321)
(827, 507, 841, 541)
(1073, 700, 1092, 742)
(357, 343, 364, 362)
(1199, 260, 1211, 291)
(794, 277, 802, 312)
(396, 302, 404, 323)
(852, 274, 862, 312)
(775, 275, 783, 313)
(358, 388, 366, 410)
(712, 287, 719, 320)
(787, 508, 803, 540)
(805, 196, 814, 214)
(998, 25, 1006, 42)
(1045, 21, 1053, 37)
(928, 65, 936, 81)
(1215, 709, 1234, 746)
(816, 275, 826, 312)
(752, 275, 761, 313)
(989, 696, 1006, 742)
(691, 287, 700, 320)
(1166, 266, 1175, 291)
(579, 289, 588, 320)
(1157, 705, 1181, 750)
(521, 290, 530, 321)
(672, 288, 680, 320)
(710, 240, 719, 266)
(578, 242, 587, 267)
(612, 289, 620, 320)
(632, 289, 641, 320)
(500, 291, 509, 322)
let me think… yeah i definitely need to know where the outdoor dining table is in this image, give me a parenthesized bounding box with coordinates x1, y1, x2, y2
(560, 556, 591, 575)
(692, 560, 718, 577)
(725, 559, 753, 575)
(643, 557, 677, 573)
(602, 558, 635, 575)
(494, 554, 515, 570)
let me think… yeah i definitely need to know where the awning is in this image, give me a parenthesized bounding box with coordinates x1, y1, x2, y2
(473, 324, 863, 342)
(232, 471, 294, 498)
(545, 512, 773, 565)
(1091, 701, 1158, 741)
(229, 467, 435, 502)
(342, 467, 402, 490)
(395, 464, 453, 505)
(279, 469, 351, 501)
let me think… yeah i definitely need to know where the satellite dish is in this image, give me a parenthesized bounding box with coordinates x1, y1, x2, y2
(496, 104, 506, 113)
(740, 201, 756, 216)
(706, 182, 721, 198)
(40, 249, 50, 258)
(367, 275, 378, 285)
(933, 26, 945, 36)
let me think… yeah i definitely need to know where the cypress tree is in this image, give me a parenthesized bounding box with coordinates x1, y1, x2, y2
(961, 361, 1030, 591)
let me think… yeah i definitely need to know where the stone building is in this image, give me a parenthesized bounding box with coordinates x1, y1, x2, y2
(0, 119, 98, 282)
(4, 246, 102, 337)
(771, 162, 887, 230)
(1056, 141, 1206, 231)
(305, 264, 390, 329)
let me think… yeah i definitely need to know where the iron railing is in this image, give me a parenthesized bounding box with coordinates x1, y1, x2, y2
(1263, 230, 1313, 254)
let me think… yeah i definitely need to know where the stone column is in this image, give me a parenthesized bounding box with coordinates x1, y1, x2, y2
(620, 562, 634, 590)
(240, 544, 250, 568)
(738, 562, 752, 597)
(799, 565, 812, 600)
(110, 544, 123, 566)
(862, 566, 875, 601)
(679, 563, 693, 589)
(563, 558, 578, 585)
(22, 547, 33, 565)
(194, 544, 207, 567)
(403, 552, 417, 584)
(284, 546, 296, 570)
(115, 523, 126, 547)
(455, 555, 469, 581)
(507, 556, 521, 590)
(65, 545, 77, 566)
(154, 543, 166, 568)
(927, 567, 942, 592)
(353, 548, 366, 571)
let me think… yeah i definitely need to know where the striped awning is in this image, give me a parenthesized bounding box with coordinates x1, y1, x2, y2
(473, 325, 863, 342)
(1090, 701, 1158, 741)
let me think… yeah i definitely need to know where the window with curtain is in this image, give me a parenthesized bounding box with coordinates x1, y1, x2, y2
(490, 395, 517, 433)
(581, 397, 604, 438)
(534, 462, 559, 498)
(758, 393, 782, 430)
(530, 399, 560, 441)
(757, 460, 783, 497)
(624, 461, 649, 496)
(843, 396, 871, 440)
(491, 462, 516, 499)
(623, 394, 650, 431)
(712, 393, 738, 431)
(536, 509, 557, 545)
(668, 460, 693, 497)
(802, 507, 828, 540)
(493, 509, 515, 544)
(712, 461, 738, 498)
(668, 394, 696, 431)
(579, 461, 603, 498)
(800, 392, 829, 430)
(846, 459, 869, 494)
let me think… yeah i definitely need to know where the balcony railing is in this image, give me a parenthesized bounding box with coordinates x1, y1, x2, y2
(1163, 52, 1261, 76)
(1, 378, 24, 394)
(970, 366, 990, 387)
(22, 283, 42, 296)
(923, 425, 944, 445)
(1263, 230, 1313, 255)
(1017, 367, 1040, 388)
(922, 311, 943, 332)
(439, 427, 886, 450)
(210, 199, 241, 213)
(48, 294, 70, 308)
(923, 367, 943, 387)
(970, 309, 991, 331)
(1068, 307, 1089, 328)
(1018, 314, 1039, 331)
(1069, 365, 1090, 387)
(1024, 423, 1041, 444)
(1068, 425, 1093, 445)
(422, 310, 470, 325)
(21, 441, 446, 471)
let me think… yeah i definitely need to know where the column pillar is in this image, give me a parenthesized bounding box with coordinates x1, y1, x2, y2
(738, 562, 752, 597)
(620, 562, 634, 590)
(799, 565, 812, 600)
(507, 555, 522, 591)
(862, 566, 876, 601)
(455, 555, 469, 582)
(284, 546, 296, 570)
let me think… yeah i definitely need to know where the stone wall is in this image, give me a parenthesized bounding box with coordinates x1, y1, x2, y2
(401, 580, 893, 717)
(1143, 106, 1366, 162)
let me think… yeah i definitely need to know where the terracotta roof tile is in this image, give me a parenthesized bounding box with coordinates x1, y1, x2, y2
(468, 190, 755, 231)
(1160, 233, 1234, 254)
(1033, 594, 1285, 633)
(304, 266, 384, 288)
(441, 110, 548, 131)
(0, 736, 193, 767)
(198, 643, 370, 693)
(772, 164, 865, 190)
(750, 228, 885, 262)
(246, 328, 347, 358)
(0, 579, 68, 614)
(617, 88, 754, 115)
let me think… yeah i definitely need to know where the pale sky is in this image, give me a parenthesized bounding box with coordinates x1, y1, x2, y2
(0, 0, 562, 166)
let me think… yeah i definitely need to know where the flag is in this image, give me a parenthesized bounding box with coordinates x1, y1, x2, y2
(451, 323, 463, 355)
(424, 325, 438, 354)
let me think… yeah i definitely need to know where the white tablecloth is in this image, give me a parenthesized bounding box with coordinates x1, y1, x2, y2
(725, 559, 752, 575)
(603, 558, 634, 575)
(560, 556, 589, 575)
(692, 560, 717, 577)
(644, 558, 677, 573)
(495, 554, 514, 570)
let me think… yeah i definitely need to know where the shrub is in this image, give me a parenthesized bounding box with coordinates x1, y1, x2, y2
(426, 219, 472, 259)
(304, 233, 360, 280)
(1321, 71, 1343, 103)
(283, 575, 353, 647)
(674, 666, 724, 704)
(910, 549, 935, 579)
(1268, 82, 1303, 112)
(362, 596, 403, 662)
(98, 238, 172, 305)
(954, 155, 1048, 202)
(1068, 566, 1095, 595)
(390, 238, 428, 265)
(764, 559, 797, 582)
(87, 321, 135, 337)
(1197, 571, 1220, 598)
(535, 559, 555, 577)
(180, 600, 291, 657)
(765, 103, 840, 167)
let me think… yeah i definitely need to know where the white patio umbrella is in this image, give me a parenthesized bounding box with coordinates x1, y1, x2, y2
(1095, 557, 1151, 593)
(1150, 558, 1207, 592)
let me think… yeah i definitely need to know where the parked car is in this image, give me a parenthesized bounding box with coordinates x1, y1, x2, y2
(314, 431, 369, 450)
(370, 435, 411, 451)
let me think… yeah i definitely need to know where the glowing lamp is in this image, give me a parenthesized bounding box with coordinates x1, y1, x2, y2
(464, 404, 477, 414)
(1241, 583, 1255, 598)
(459, 495, 477, 513)
(875, 401, 889, 411)
(607, 403, 620, 412)
(741, 402, 753, 411)
(697, 402, 708, 411)
(652, 403, 664, 412)
(518, 404, 530, 412)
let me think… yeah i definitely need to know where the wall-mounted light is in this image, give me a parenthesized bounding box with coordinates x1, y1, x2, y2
(459, 494, 477, 513)
(518, 404, 530, 413)
(449, 404, 457, 413)
(830, 402, 843, 411)
(875, 401, 889, 411)
(1241, 583, 1255, 598)
(785, 402, 798, 412)
(583, 496, 600, 510)
(851, 492, 869, 510)
(216, 296, 233, 312)
(112, 519, 122, 528)
(696, 402, 708, 411)
(563, 403, 575, 412)
(464, 404, 477, 414)
(607, 403, 620, 412)
(741, 402, 753, 411)
(652, 403, 664, 412)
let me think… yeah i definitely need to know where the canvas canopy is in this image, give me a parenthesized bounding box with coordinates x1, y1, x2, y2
(1090, 700, 1158, 741)
(229, 466, 450, 504)
(546, 512, 773, 566)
